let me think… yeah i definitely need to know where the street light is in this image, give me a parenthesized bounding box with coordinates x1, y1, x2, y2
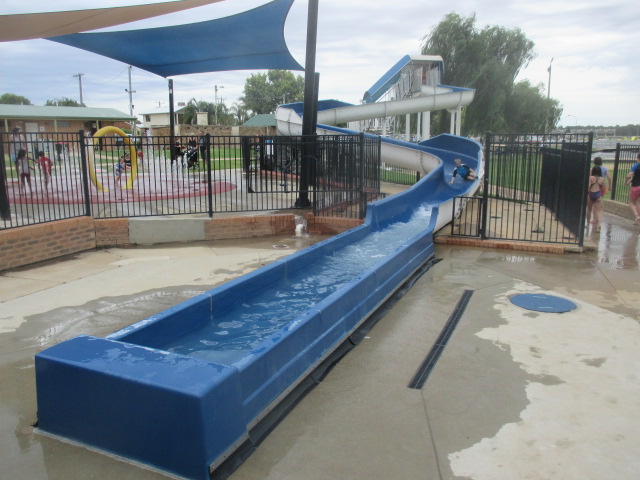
(73, 73, 84, 106)
(545, 58, 553, 133)
(125, 66, 136, 134)
(547, 58, 553, 99)
(214, 85, 224, 125)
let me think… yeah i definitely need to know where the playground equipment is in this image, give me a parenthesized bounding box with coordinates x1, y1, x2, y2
(35, 57, 481, 480)
(88, 126, 138, 191)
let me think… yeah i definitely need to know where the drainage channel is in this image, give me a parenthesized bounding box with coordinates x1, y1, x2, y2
(408, 289, 473, 389)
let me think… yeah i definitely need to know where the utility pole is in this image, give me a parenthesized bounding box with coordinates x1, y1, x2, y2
(125, 66, 136, 134)
(545, 58, 553, 133)
(214, 85, 224, 124)
(73, 73, 84, 106)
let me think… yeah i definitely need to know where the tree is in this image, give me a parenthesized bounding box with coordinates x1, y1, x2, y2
(183, 98, 237, 126)
(504, 80, 562, 134)
(230, 102, 250, 125)
(183, 98, 215, 125)
(0, 93, 32, 105)
(46, 97, 83, 107)
(241, 70, 304, 115)
(421, 13, 549, 135)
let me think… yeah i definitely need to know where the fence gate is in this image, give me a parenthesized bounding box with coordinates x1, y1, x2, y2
(452, 133, 593, 246)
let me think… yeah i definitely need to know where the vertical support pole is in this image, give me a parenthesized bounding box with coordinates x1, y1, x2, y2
(577, 132, 594, 247)
(301, 0, 318, 138)
(78, 130, 92, 218)
(0, 139, 11, 221)
(481, 132, 492, 239)
(311, 73, 320, 209)
(421, 111, 431, 140)
(169, 80, 175, 164)
(405, 114, 410, 141)
(296, 0, 319, 208)
(206, 134, 213, 217)
(359, 132, 366, 219)
(611, 142, 621, 201)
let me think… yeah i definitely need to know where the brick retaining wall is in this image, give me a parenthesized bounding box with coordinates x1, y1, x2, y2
(0, 217, 96, 271)
(6, 198, 625, 272)
(0, 213, 363, 272)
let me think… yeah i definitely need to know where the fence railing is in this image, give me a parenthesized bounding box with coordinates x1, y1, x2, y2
(1, 132, 382, 229)
(459, 133, 593, 246)
(610, 143, 640, 202)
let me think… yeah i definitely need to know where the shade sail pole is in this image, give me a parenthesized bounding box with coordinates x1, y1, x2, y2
(301, 0, 318, 136)
(169, 79, 176, 166)
(296, 0, 319, 208)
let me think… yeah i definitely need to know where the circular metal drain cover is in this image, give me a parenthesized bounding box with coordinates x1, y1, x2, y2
(510, 293, 577, 313)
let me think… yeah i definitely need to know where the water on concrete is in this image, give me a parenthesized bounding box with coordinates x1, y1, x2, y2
(1, 212, 639, 480)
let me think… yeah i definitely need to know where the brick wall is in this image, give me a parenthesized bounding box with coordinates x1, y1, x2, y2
(1, 213, 364, 272)
(306, 214, 364, 235)
(205, 214, 296, 240)
(0, 217, 96, 271)
(95, 218, 130, 247)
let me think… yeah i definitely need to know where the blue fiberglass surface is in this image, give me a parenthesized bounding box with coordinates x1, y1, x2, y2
(161, 205, 433, 364)
(35, 132, 482, 480)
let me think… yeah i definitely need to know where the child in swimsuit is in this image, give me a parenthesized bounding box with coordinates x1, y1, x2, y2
(449, 158, 477, 184)
(586, 165, 605, 231)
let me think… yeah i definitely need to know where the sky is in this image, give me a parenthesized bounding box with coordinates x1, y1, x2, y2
(1, 0, 638, 128)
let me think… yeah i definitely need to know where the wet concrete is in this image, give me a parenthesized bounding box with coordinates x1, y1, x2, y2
(1, 212, 639, 480)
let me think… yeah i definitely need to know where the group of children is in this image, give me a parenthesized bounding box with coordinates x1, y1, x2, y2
(586, 154, 640, 231)
(447, 154, 640, 231)
(13, 149, 53, 195)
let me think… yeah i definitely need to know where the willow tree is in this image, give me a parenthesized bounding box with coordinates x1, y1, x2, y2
(505, 80, 562, 134)
(421, 13, 544, 135)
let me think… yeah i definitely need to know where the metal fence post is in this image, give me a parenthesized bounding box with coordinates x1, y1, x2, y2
(578, 132, 594, 247)
(480, 132, 491, 239)
(206, 134, 213, 217)
(611, 142, 621, 201)
(78, 130, 92, 217)
(359, 133, 366, 219)
(0, 139, 11, 221)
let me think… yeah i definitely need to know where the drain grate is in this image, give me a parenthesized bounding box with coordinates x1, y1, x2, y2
(408, 289, 473, 389)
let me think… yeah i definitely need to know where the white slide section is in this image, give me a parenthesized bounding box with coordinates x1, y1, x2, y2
(276, 86, 474, 175)
(317, 87, 473, 126)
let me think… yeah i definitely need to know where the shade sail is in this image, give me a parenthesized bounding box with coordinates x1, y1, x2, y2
(0, 0, 224, 43)
(47, 0, 303, 77)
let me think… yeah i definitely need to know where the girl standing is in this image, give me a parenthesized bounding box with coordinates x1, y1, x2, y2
(586, 165, 605, 232)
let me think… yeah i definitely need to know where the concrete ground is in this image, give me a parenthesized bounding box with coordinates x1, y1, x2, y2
(1, 212, 638, 480)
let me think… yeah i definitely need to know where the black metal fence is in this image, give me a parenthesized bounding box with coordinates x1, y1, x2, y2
(1, 132, 382, 229)
(610, 143, 640, 202)
(451, 133, 593, 245)
(380, 162, 421, 185)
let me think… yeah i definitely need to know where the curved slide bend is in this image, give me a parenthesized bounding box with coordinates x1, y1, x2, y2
(277, 97, 482, 230)
(35, 105, 482, 479)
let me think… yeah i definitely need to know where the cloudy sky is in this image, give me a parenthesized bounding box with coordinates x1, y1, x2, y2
(1, 0, 638, 128)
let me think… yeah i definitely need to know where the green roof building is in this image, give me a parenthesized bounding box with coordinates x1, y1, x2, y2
(0, 104, 136, 135)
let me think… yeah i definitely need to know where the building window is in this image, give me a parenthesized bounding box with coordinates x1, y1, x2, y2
(58, 121, 71, 127)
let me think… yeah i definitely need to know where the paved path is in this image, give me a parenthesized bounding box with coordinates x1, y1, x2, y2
(0, 213, 638, 479)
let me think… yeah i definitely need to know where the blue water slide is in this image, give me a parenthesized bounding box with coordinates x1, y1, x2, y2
(35, 114, 482, 479)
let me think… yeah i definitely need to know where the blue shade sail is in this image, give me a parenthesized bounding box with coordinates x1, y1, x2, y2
(47, 0, 303, 77)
